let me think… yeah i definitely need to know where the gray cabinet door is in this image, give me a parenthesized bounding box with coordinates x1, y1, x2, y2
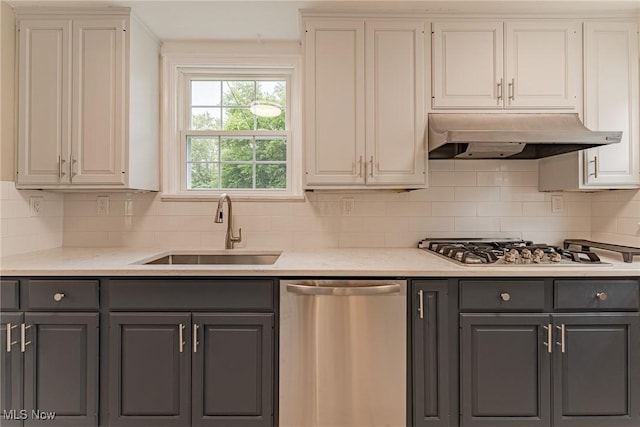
(552, 313, 640, 427)
(109, 313, 191, 427)
(460, 314, 551, 427)
(412, 281, 450, 427)
(192, 313, 273, 427)
(1, 313, 24, 427)
(23, 312, 99, 427)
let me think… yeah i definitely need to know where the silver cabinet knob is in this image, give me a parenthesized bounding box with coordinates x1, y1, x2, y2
(53, 293, 65, 302)
(595, 291, 608, 301)
(500, 292, 511, 302)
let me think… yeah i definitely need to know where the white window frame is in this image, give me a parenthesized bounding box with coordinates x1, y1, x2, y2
(161, 50, 303, 200)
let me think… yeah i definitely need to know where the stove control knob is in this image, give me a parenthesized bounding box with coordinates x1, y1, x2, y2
(596, 292, 608, 301)
(521, 248, 532, 259)
(549, 252, 562, 263)
(533, 248, 545, 258)
(500, 292, 511, 302)
(504, 253, 517, 263)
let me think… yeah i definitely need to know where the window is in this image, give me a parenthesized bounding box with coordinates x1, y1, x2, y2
(162, 49, 302, 199)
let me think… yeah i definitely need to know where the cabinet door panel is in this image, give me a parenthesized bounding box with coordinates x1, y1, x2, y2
(304, 20, 365, 186)
(23, 313, 98, 427)
(553, 314, 640, 427)
(17, 19, 71, 185)
(583, 22, 639, 187)
(192, 313, 273, 427)
(366, 20, 425, 185)
(432, 21, 503, 108)
(505, 21, 580, 109)
(412, 281, 449, 427)
(72, 18, 125, 185)
(109, 313, 191, 427)
(0, 313, 24, 427)
(461, 314, 551, 427)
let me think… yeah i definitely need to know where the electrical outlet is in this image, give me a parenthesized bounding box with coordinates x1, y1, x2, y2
(97, 196, 110, 216)
(551, 195, 564, 214)
(342, 198, 355, 216)
(29, 197, 44, 217)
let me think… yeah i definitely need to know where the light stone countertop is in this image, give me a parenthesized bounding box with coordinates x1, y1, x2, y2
(0, 247, 638, 277)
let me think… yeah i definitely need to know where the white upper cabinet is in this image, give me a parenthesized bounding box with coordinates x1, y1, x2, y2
(432, 20, 580, 110)
(582, 21, 639, 187)
(539, 21, 639, 191)
(304, 17, 426, 189)
(16, 8, 159, 191)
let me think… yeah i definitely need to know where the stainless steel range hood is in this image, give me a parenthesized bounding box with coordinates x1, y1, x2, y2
(428, 113, 622, 159)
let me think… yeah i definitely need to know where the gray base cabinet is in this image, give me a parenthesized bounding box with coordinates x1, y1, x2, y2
(1, 292, 98, 427)
(412, 280, 451, 427)
(1, 313, 24, 427)
(460, 314, 551, 427)
(458, 279, 640, 427)
(109, 309, 274, 427)
(553, 314, 640, 427)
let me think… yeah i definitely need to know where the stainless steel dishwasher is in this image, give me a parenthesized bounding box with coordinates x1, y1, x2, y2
(279, 279, 407, 427)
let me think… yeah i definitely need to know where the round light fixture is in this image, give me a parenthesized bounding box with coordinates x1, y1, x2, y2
(249, 101, 282, 118)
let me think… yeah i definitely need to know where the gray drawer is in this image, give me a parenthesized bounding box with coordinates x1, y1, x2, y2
(108, 279, 274, 311)
(1, 280, 19, 310)
(460, 280, 545, 311)
(25, 279, 99, 310)
(554, 279, 639, 311)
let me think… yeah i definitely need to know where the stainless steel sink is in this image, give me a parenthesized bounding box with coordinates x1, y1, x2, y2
(141, 252, 281, 265)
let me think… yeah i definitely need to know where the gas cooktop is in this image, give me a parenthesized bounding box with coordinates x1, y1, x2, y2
(418, 238, 613, 267)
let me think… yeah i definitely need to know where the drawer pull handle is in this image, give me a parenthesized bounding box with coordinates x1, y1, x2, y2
(500, 292, 511, 302)
(21, 324, 32, 353)
(542, 324, 552, 354)
(178, 324, 185, 353)
(556, 324, 566, 353)
(595, 291, 608, 301)
(53, 293, 65, 302)
(6, 324, 18, 353)
(193, 324, 199, 353)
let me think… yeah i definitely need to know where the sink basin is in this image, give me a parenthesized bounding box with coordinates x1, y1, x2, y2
(141, 252, 281, 265)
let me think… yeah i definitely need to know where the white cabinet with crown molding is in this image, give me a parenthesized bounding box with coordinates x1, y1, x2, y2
(303, 17, 426, 189)
(432, 20, 581, 110)
(15, 8, 159, 191)
(539, 21, 639, 191)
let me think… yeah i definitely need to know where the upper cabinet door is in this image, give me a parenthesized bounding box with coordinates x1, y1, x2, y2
(504, 21, 580, 109)
(432, 21, 504, 109)
(17, 19, 72, 185)
(583, 22, 640, 187)
(71, 18, 126, 185)
(304, 20, 366, 186)
(365, 20, 425, 185)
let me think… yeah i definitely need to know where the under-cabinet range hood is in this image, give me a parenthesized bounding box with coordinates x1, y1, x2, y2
(428, 113, 622, 159)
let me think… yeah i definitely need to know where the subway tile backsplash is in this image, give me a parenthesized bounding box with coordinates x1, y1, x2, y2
(1, 160, 639, 254)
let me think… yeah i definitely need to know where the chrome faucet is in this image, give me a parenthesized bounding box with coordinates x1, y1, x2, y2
(215, 193, 242, 249)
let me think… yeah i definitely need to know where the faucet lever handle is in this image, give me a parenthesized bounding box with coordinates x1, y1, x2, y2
(231, 228, 242, 243)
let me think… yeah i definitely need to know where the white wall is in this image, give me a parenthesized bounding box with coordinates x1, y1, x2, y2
(62, 159, 593, 249)
(591, 189, 640, 247)
(0, 182, 64, 257)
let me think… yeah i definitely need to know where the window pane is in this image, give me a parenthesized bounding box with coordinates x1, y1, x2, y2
(221, 164, 253, 188)
(223, 107, 255, 131)
(221, 138, 253, 161)
(187, 163, 219, 189)
(187, 136, 219, 162)
(256, 164, 286, 189)
(256, 138, 286, 161)
(255, 81, 286, 130)
(223, 81, 254, 106)
(191, 108, 221, 130)
(191, 81, 221, 106)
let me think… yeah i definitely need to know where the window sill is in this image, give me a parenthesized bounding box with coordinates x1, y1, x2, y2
(160, 192, 305, 202)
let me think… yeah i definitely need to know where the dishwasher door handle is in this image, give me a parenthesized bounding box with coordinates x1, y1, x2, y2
(286, 283, 401, 296)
